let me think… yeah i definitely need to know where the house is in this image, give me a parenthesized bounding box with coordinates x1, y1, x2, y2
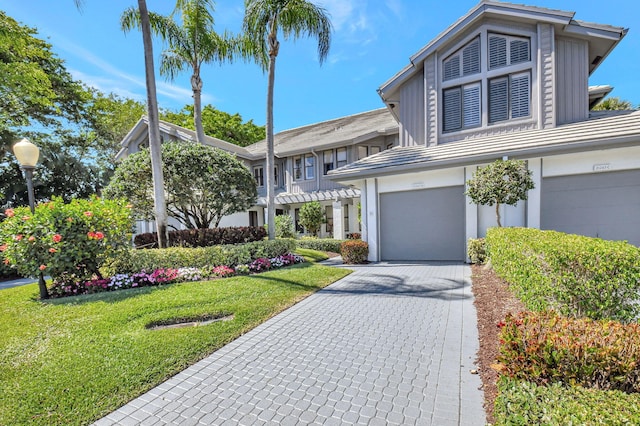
(328, 0, 640, 261)
(116, 109, 399, 237)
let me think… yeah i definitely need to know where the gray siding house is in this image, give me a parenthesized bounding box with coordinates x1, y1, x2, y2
(328, 0, 640, 261)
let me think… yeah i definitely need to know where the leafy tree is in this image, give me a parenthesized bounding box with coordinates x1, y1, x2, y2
(243, 0, 332, 240)
(299, 201, 324, 236)
(120, 0, 169, 248)
(122, 0, 239, 144)
(104, 141, 257, 229)
(162, 104, 265, 146)
(592, 97, 636, 111)
(0, 11, 86, 152)
(465, 159, 534, 227)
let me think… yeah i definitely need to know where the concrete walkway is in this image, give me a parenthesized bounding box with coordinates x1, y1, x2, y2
(94, 262, 485, 425)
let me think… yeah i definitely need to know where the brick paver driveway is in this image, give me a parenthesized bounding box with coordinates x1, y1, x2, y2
(95, 262, 485, 425)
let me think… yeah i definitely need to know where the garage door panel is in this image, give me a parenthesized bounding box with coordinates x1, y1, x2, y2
(379, 186, 465, 261)
(541, 170, 640, 246)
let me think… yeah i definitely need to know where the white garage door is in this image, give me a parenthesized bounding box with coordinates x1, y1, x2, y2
(541, 169, 640, 246)
(379, 186, 465, 261)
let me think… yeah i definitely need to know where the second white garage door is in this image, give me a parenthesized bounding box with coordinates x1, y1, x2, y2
(379, 186, 465, 261)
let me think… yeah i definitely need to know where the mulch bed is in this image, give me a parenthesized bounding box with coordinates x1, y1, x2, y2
(471, 264, 525, 424)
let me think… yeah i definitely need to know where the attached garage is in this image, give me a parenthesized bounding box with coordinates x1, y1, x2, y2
(379, 186, 465, 261)
(541, 169, 640, 246)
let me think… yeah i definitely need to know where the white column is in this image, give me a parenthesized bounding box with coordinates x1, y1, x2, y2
(365, 179, 379, 262)
(348, 201, 359, 236)
(332, 200, 344, 240)
(527, 158, 542, 229)
(464, 166, 478, 263)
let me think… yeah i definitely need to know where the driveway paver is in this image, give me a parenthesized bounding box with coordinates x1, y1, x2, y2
(94, 261, 485, 425)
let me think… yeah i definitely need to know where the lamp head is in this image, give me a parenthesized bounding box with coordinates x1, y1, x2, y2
(12, 138, 40, 168)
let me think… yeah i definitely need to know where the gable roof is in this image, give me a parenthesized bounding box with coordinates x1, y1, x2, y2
(244, 108, 398, 158)
(328, 110, 640, 181)
(116, 117, 252, 161)
(378, 0, 628, 105)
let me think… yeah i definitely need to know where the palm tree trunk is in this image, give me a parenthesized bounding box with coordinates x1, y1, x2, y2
(265, 53, 277, 240)
(191, 73, 206, 143)
(138, 0, 169, 248)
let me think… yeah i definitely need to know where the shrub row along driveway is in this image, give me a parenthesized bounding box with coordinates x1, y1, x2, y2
(95, 261, 484, 425)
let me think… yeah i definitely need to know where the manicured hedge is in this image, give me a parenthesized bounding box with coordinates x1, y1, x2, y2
(105, 239, 295, 275)
(296, 238, 346, 253)
(485, 227, 640, 322)
(341, 240, 369, 264)
(498, 311, 640, 393)
(494, 377, 640, 425)
(133, 226, 266, 248)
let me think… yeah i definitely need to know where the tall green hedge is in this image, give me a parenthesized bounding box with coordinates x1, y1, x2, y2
(296, 238, 346, 253)
(485, 227, 640, 322)
(104, 239, 295, 275)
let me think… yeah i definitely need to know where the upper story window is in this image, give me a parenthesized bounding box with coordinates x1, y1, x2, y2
(323, 148, 347, 175)
(357, 145, 381, 160)
(253, 166, 264, 187)
(443, 37, 481, 81)
(294, 154, 315, 181)
(441, 31, 532, 133)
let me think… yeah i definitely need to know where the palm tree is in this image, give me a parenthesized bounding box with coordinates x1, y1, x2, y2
(122, 0, 237, 143)
(122, 1, 169, 248)
(243, 0, 331, 240)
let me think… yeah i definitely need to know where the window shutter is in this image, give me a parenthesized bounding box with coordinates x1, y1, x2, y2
(443, 88, 462, 131)
(510, 73, 530, 118)
(510, 39, 530, 64)
(489, 77, 509, 123)
(463, 84, 481, 127)
(489, 35, 507, 69)
(443, 54, 460, 81)
(462, 38, 481, 76)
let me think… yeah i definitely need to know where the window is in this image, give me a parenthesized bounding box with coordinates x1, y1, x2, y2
(293, 157, 303, 180)
(249, 211, 259, 227)
(489, 72, 530, 123)
(336, 148, 347, 168)
(443, 37, 480, 81)
(443, 83, 481, 132)
(325, 206, 333, 234)
(323, 150, 334, 174)
(304, 155, 315, 180)
(294, 208, 303, 233)
(253, 166, 264, 187)
(273, 165, 279, 187)
(488, 34, 530, 70)
(357, 146, 381, 160)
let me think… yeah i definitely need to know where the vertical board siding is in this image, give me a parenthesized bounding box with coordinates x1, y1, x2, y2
(538, 23, 555, 129)
(556, 37, 588, 124)
(399, 72, 426, 147)
(425, 55, 438, 146)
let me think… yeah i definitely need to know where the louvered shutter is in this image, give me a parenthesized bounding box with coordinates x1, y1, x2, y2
(489, 35, 507, 69)
(463, 84, 481, 127)
(443, 88, 462, 131)
(443, 54, 460, 81)
(510, 39, 530, 64)
(489, 77, 508, 122)
(462, 38, 480, 76)
(510, 73, 530, 118)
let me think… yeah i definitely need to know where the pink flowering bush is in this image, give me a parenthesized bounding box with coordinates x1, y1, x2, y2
(212, 265, 235, 278)
(0, 196, 132, 297)
(249, 257, 271, 272)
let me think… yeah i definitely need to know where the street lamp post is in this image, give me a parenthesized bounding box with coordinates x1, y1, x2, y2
(12, 138, 49, 300)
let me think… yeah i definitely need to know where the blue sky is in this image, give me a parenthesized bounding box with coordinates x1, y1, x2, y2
(3, 0, 639, 132)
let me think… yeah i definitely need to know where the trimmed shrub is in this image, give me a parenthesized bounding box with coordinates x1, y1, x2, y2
(495, 377, 640, 425)
(274, 215, 296, 239)
(105, 239, 295, 275)
(467, 238, 487, 264)
(346, 233, 361, 240)
(341, 240, 369, 264)
(133, 226, 266, 248)
(296, 238, 345, 253)
(485, 227, 640, 322)
(497, 311, 640, 393)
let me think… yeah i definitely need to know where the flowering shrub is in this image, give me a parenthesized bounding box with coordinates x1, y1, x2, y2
(249, 257, 271, 272)
(47, 253, 306, 298)
(212, 265, 235, 278)
(340, 240, 369, 264)
(0, 196, 133, 297)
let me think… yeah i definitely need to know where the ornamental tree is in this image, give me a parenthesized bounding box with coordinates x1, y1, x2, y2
(0, 197, 133, 297)
(465, 159, 534, 227)
(299, 201, 324, 237)
(104, 141, 257, 229)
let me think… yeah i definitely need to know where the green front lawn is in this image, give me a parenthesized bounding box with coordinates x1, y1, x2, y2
(0, 262, 350, 425)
